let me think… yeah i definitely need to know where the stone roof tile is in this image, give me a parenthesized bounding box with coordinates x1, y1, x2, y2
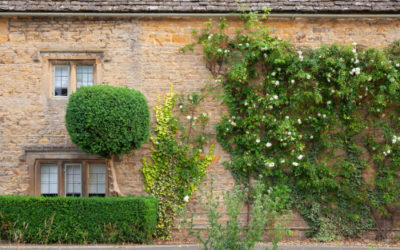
(0, 0, 399, 13)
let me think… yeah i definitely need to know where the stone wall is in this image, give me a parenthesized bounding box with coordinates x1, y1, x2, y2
(0, 15, 400, 239)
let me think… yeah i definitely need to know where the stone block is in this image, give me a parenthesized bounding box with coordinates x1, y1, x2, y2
(0, 33, 8, 42)
(0, 19, 7, 32)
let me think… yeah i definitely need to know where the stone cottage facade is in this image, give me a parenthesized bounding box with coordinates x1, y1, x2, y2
(0, 0, 400, 239)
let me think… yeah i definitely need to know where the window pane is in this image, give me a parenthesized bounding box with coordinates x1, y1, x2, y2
(89, 164, 106, 195)
(76, 65, 94, 89)
(54, 65, 70, 96)
(65, 164, 81, 196)
(41, 164, 58, 195)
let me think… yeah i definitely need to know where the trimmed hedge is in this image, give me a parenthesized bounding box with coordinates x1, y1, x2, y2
(65, 85, 150, 157)
(0, 196, 158, 244)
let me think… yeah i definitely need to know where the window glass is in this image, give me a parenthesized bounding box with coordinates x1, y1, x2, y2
(89, 164, 106, 197)
(65, 163, 82, 197)
(76, 65, 94, 89)
(54, 65, 70, 96)
(41, 164, 58, 196)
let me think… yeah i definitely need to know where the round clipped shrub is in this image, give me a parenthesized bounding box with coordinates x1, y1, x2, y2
(66, 85, 150, 157)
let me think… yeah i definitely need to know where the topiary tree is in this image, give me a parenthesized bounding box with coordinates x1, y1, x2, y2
(66, 85, 150, 195)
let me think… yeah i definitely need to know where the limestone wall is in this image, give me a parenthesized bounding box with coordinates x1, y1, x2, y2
(0, 16, 400, 238)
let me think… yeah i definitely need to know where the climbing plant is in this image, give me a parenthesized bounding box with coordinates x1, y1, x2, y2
(142, 87, 214, 239)
(182, 13, 400, 241)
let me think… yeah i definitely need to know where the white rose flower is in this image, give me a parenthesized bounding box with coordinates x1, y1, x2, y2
(298, 155, 304, 160)
(266, 142, 272, 148)
(297, 119, 302, 124)
(306, 74, 311, 80)
(327, 101, 331, 105)
(271, 72, 276, 76)
(256, 139, 260, 143)
(322, 114, 327, 119)
(273, 95, 278, 100)
(291, 79, 295, 84)
(275, 80, 280, 86)
(184, 195, 189, 202)
(292, 162, 299, 166)
(268, 162, 275, 168)
(310, 135, 314, 139)
(187, 115, 191, 120)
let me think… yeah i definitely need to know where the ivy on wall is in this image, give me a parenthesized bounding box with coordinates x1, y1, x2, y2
(182, 14, 400, 241)
(142, 87, 214, 239)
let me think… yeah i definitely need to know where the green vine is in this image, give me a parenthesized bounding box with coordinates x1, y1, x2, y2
(142, 86, 214, 239)
(183, 13, 400, 241)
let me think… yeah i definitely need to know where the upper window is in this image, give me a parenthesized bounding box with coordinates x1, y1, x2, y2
(52, 61, 96, 97)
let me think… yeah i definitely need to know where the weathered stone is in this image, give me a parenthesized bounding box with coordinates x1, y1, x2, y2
(0, 15, 400, 239)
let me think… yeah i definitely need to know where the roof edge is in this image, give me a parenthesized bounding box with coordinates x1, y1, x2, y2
(1, 12, 400, 18)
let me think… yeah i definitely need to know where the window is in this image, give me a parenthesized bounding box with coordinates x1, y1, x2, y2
(40, 164, 58, 196)
(54, 65, 70, 96)
(34, 160, 108, 197)
(52, 61, 96, 97)
(65, 163, 82, 197)
(89, 164, 107, 197)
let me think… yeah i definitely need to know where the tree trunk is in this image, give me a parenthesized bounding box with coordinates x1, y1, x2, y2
(109, 155, 123, 196)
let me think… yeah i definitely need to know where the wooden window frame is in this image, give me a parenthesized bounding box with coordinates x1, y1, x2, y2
(33, 159, 109, 197)
(51, 60, 97, 98)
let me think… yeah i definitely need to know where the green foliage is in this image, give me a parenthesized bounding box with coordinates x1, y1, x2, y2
(66, 85, 150, 157)
(184, 178, 291, 250)
(142, 87, 214, 239)
(0, 196, 158, 244)
(186, 14, 400, 240)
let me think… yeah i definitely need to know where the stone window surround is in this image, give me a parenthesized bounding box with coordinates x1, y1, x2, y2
(37, 50, 105, 99)
(24, 147, 110, 197)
